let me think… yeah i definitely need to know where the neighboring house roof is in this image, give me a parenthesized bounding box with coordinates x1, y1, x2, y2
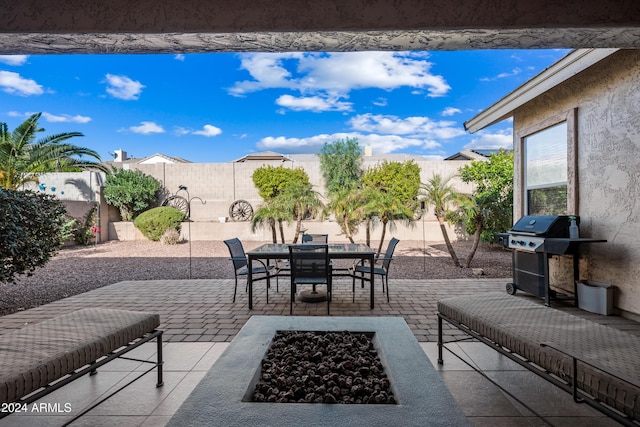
(136, 153, 191, 164)
(234, 151, 292, 162)
(102, 152, 191, 167)
(464, 48, 620, 133)
(444, 149, 497, 161)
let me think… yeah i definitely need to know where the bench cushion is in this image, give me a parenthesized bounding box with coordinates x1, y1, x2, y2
(438, 292, 640, 421)
(0, 308, 160, 403)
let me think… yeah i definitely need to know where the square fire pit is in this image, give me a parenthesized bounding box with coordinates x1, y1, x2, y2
(168, 316, 469, 427)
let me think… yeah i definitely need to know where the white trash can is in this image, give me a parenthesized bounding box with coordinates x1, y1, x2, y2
(577, 280, 614, 315)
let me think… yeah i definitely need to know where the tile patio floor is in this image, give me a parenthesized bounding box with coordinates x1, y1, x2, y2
(0, 277, 636, 426)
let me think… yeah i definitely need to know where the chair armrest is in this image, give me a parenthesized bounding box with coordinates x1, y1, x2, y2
(251, 258, 279, 274)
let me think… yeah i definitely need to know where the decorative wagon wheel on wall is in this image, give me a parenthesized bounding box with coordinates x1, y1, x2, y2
(162, 195, 190, 218)
(229, 199, 253, 221)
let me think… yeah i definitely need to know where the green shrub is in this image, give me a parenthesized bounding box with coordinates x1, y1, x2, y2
(133, 206, 185, 241)
(0, 189, 67, 283)
(103, 167, 162, 221)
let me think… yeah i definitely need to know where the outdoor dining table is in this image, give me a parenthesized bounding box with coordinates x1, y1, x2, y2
(246, 243, 377, 310)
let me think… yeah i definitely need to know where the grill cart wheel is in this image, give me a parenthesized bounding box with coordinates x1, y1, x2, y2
(229, 199, 253, 221)
(162, 195, 190, 217)
(506, 283, 517, 295)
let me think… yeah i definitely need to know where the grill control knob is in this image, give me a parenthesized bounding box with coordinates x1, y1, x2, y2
(529, 242, 535, 247)
(517, 240, 525, 245)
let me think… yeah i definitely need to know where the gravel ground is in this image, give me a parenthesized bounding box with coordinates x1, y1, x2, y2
(0, 239, 511, 316)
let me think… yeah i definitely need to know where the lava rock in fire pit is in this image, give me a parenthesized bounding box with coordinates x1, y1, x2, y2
(253, 331, 396, 404)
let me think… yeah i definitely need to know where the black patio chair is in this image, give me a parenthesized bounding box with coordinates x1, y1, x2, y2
(289, 244, 331, 315)
(224, 238, 278, 303)
(350, 237, 399, 303)
(277, 234, 329, 278)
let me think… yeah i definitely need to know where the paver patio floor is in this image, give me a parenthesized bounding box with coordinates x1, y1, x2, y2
(1, 278, 639, 426)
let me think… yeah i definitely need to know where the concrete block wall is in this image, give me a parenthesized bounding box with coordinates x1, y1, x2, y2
(23, 158, 475, 244)
(109, 217, 459, 244)
(132, 156, 474, 222)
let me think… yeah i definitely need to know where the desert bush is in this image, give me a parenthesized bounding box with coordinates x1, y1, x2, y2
(0, 189, 66, 283)
(133, 206, 185, 241)
(73, 205, 98, 245)
(160, 228, 182, 245)
(103, 167, 162, 221)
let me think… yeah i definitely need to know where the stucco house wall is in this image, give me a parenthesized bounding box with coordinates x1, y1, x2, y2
(512, 50, 640, 317)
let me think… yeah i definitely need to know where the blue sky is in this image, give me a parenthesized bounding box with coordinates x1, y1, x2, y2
(0, 49, 570, 163)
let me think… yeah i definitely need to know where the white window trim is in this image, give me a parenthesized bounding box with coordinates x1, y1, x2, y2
(515, 109, 578, 219)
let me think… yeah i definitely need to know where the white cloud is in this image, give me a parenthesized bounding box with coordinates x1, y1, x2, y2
(192, 124, 222, 137)
(0, 55, 28, 66)
(257, 113, 468, 155)
(41, 112, 91, 123)
(128, 121, 164, 134)
(276, 94, 352, 112)
(174, 127, 190, 136)
(174, 124, 223, 137)
(0, 71, 43, 96)
(229, 52, 450, 110)
(348, 113, 465, 140)
(372, 98, 388, 107)
(442, 107, 461, 117)
(258, 132, 439, 155)
(105, 74, 145, 100)
(480, 68, 522, 82)
(465, 128, 513, 149)
(174, 54, 185, 61)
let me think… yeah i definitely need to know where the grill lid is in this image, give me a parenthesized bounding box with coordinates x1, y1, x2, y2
(510, 215, 577, 237)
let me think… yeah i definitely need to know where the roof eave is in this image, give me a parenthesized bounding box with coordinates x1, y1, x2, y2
(464, 48, 619, 134)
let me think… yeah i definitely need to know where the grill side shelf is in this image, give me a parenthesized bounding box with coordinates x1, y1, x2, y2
(539, 238, 607, 255)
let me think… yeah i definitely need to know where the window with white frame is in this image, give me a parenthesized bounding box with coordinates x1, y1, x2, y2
(524, 122, 568, 215)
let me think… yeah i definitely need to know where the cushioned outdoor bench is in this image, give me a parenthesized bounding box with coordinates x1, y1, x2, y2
(437, 292, 640, 426)
(0, 308, 163, 423)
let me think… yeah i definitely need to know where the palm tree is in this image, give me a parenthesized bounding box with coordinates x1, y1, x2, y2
(251, 197, 292, 243)
(325, 188, 362, 243)
(0, 113, 104, 190)
(456, 192, 503, 268)
(279, 181, 325, 243)
(363, 187, 414, 254)
(420, 174, 463, 267)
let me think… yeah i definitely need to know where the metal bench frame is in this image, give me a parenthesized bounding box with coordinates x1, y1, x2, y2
(438, 309, 640, 427)
(0, 313, 163, 426)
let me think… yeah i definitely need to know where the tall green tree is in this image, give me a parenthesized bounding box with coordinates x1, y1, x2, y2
(318, 138, 363, 241)
(0, 113, 104, 190)
(362, 160, 420, 251)
(458, 149, 514, 241)
(318, 137, 362, 196)
(420, 174, 463, 267)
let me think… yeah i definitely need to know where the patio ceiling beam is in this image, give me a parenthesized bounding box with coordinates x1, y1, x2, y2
(1, 0, 640, 54)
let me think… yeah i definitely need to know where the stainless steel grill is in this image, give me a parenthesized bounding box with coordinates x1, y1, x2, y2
(496, 215, 576, 298)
